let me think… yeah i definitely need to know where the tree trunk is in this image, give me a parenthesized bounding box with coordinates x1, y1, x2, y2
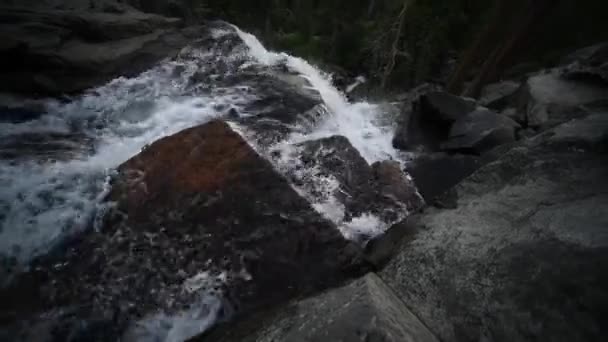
(463, 0, 557, 97)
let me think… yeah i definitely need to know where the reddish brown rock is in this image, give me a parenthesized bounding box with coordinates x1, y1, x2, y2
(1, 120, 367, 341)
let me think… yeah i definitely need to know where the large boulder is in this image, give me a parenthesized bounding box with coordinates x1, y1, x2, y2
(479, 80, 521, 110)
(405, 152, 483, 203)
(561, 42, 608, 85)
(0, 6, 201, 96)
(393, 91, 477, 151)
(440, 108, 520, 154)
(420, 91, 478, 125)
(291, 136, 424, 242)
(516, 70, 608, 129)
(380, 112, 608, 342)
(0, 121, 367, 341)
(199, 273, 439, 342)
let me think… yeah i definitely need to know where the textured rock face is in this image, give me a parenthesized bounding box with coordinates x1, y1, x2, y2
(295, 136, 423, 228)
(380, 112, 608, 342)
(420, 91, 477, 125)
(393, 91, 477, 151)
(518, 71, 608, 129)
(0, 5, 200, 96)
(405, 152, 482, 203)
(561, 42, 608, 85)
(479, 80, 520, 109)
(441, 108, 520, 154)
(200, 273, 439, 342)
(0, 121, 367, 340)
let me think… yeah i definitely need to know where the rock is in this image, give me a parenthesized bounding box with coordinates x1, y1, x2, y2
(405, 152, 483, 202)
(561, 41, 608, 66)
(380, 113, 608, 342)
(420, 91, 477, 125)
(393, 91, 477, 151)
(517, 70, 608, 129)
(372, 160, 424, 212)
(295, 136, 423, 235)
(441, 108, 520, 154)
(0, 6, 199, 96)
(499, 107, 522, 123)
(199, 273, 439, 342)
(560, 42, 608, 85)
(562, 63, 608, 86)
(0, 121, 368, 340)
(479, 80, 521, 110)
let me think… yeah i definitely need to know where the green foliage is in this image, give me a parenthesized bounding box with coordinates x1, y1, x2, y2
(185, 0, 607, 90)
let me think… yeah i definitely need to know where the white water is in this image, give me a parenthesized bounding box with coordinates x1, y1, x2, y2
(233, 26, 399, 164)
(1, 24, 405, 341)
(233, 26, 402, 240)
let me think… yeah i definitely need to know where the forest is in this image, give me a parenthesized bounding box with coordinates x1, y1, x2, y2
(178, 0, 608, 93)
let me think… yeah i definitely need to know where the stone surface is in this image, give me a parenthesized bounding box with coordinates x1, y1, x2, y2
(295, 136, 423, 227)
(479, 80, 521, 110)
(420, 91, 477, 125)
(441, 108, 520, 154)
(199, 273, 439, 342)
(561, 42, 608, 85)
(0, 121, 368, 341)
(393, 91, 477, 151)
(0, 6, 200, 96)
(517, 70, 608, 129)
(406, 152, 483, 202)
(380, 113, 608, 342)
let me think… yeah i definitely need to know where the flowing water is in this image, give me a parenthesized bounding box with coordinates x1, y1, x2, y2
(0, 23, 405, 340)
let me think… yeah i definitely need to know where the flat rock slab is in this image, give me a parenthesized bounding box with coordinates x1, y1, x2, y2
(199, 273, 439, 342)
(0, 120, 367, 340)
(381, 113, 608, 342)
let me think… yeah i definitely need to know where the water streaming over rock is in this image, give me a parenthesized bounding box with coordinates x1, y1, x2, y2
(0, 23, 409, 341)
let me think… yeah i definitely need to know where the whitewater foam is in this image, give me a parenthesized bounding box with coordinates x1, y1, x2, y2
(0, 35, 256, 269)
(233, 26, 402, 242)
(1, 23, 410, 340)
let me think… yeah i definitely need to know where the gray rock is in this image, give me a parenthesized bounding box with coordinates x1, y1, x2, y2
(479, 80, 521, 109)
(393, 90, 477, 151)
(0, 6, 197, 96)
(421, 91, 477, 125)
(200, 273, 439, 342)
(560, 41, 608, 66)
(406, 152, 483, 202)
(517, 70, 608, 129)
(441, 108, 520, 154)
(293, 136, 423, 237)
(380, 113, 608, 342)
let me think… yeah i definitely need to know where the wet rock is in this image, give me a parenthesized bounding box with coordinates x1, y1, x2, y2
(440, 108, 520, 154)
(297, 136, 423, 229)
(199, 273, 439, 342)
(380, 113, 608, 342)
(517, 70, 608, 129)
(393, 91, 477, 151)
(0, 121, 367, 340)
(0, 6, 201, 96)
(234, 71, 323, 147)
(405, 152, 483, 203)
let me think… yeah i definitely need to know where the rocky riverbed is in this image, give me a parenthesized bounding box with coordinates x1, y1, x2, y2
(1, 1, 607, 342)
